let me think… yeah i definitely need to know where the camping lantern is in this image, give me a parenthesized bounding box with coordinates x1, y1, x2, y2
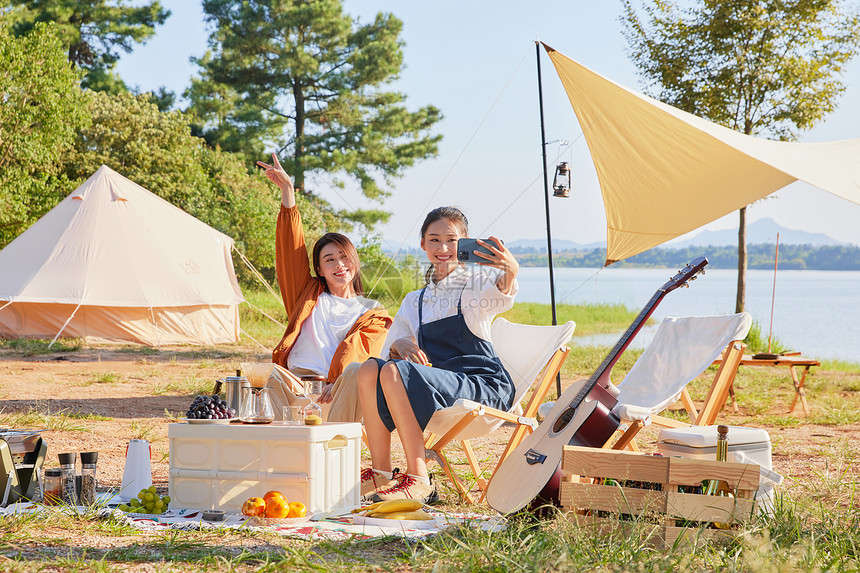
(553, 162, 571, 198)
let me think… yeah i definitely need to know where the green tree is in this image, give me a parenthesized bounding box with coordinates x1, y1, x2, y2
(61, 90, 308, 284)
(7, 0, 169, 92)
(187, 0, 442, 231)
(0, 20, 90, 247)
(621, 0, 860, 311)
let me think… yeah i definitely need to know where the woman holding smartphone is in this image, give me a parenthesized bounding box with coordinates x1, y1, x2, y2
(258, 154, 392, 422)
(356, 206, 519, 503)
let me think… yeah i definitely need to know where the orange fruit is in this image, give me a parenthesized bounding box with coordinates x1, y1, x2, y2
(265, 496, 289, 518)
(241, 497, 266, 516)
(262, 490, 285, 504)
(287, 501, 307, 518)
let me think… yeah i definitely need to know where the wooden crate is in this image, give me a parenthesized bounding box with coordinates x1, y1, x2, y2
(560, 446, 760, 546)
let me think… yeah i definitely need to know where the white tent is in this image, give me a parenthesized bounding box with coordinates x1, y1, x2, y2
(544, 44, 860, 264)
(0, 165, 245, 346)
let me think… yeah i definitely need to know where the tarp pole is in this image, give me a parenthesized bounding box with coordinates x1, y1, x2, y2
(49, 304, 82, 347)
(536, 41, 562, 400)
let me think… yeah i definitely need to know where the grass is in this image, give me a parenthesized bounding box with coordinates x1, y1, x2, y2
(0, 408, 90, 432)
(151, 376, 214, 396)
(1, 481, 858, 571)
(0, 337, 83, 356)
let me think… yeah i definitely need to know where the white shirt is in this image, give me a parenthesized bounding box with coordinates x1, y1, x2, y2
(288, 292, 380, 375)
(380, 265, 517, 359)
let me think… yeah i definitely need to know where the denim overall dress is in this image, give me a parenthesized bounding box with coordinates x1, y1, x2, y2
(375, 285, 515, 432)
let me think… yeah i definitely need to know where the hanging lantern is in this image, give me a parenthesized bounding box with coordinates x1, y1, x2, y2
(552, 161, 571, 198)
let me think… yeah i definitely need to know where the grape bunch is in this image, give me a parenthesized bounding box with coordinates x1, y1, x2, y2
(186, 394, 236, 420)
(117, 486, 171, 514)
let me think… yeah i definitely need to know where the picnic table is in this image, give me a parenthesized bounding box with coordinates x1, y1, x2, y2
(713, 353, 819, 416)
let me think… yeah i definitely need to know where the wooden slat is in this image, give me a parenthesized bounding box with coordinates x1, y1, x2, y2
(560, 482, 666, 514)
(568, 514, 733, 549)
(562, 446, 670, 483)
(665, 492, 755, 523)
(667, 458, 760, 491)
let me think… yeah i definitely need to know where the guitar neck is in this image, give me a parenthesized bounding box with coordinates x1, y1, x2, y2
(570, 289, 667, 406)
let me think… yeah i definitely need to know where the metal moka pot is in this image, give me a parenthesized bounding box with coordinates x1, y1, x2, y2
(213, 375, 249, 413)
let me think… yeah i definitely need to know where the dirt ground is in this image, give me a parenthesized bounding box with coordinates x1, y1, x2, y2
(0, 346, 858, 503)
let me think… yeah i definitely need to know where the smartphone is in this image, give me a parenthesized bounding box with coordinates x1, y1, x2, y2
(457, 238, 503, 263)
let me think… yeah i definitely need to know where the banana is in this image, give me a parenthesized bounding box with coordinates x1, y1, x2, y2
(368, 499, 424, 514)
(369, 509, 432, 521)
(351, 501, 384, 514)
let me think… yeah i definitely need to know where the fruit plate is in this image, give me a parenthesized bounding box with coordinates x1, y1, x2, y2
(181, 417, 233, 425)
(353, 514, 441, 531)
(245, 512, 313, 527)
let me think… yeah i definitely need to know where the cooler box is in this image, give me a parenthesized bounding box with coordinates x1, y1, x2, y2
(657, 425, 779, 512)
(168, 422, 361, 518)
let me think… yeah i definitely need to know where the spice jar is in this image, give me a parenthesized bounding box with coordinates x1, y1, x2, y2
(79, 451, 98, 505)
(58, 452, 77, 505)
(43, 469, 62, 505)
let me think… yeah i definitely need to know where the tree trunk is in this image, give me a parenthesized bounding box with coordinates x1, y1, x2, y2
(735, 206, 747, 313)
(293, 83, 305, 195)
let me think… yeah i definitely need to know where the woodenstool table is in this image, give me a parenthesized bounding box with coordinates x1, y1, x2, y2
(713, 354, 819, 416)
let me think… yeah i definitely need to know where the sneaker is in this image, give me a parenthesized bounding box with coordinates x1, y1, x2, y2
(360, 467, 400, 500)
(373, 473, 438, 504)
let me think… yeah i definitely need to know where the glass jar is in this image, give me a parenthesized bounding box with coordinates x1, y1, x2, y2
(58, 452, 77, 505)
(43, 469, 62, 505)
(79, 451, 98, 505)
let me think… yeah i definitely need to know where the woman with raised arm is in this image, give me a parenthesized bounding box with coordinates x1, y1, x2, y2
(356, 206, 519, 503)
(257, 154, 392, 422)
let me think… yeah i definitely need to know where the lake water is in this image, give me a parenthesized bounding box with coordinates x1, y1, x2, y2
(515, 266, 860, 363)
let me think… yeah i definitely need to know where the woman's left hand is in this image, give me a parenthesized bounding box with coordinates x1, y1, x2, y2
(473, 236, 519, 294)
(317, 383, 334, 404)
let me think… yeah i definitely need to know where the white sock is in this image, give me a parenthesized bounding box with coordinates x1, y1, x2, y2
(374, 469, 394, 479)
(408, 473, 431, 486)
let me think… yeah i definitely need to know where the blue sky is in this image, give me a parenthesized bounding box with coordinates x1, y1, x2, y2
(115, 0, 860, 249)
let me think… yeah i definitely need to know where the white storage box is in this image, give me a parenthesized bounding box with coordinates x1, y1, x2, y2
(168, 422, 361, 518)
(657, 425, 780, 512)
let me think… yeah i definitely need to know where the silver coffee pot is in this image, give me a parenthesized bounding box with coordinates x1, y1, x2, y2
(214, 373, 249, 413)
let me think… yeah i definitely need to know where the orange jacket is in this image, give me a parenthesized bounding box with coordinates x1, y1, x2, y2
(271, 204, 392, 383)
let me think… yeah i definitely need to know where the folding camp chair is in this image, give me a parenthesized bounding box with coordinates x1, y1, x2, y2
(423, 318, 575, 504)
(605, 313, 752, 451)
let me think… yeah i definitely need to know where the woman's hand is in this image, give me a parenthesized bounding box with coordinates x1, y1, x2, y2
(256, 153, 295, 208)
(390, 337, 430, 366)
(473, 236, 519, 294)
(317, 383, 334, 404)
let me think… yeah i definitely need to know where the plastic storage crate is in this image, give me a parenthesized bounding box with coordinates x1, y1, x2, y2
(168, 422, 361, 518)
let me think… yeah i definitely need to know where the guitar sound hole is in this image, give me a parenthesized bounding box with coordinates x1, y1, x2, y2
(552, 407, 575, 433)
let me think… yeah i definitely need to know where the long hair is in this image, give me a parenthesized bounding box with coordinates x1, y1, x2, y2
(420, 206, 469, 283)
(312, 233, 364, 295)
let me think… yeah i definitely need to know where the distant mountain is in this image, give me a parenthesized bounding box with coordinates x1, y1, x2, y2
(383, 218, 842, 256)
(669, 218, 843, 248)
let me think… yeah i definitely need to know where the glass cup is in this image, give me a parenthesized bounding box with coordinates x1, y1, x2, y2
(282, 404, 303, 425)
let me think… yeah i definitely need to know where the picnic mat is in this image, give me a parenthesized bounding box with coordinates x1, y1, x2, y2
(0, 501, 506, 541)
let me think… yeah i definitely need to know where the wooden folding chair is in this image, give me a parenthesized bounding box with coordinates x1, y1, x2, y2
(423, 318, 575, 504)
(602, 314, 752, 452)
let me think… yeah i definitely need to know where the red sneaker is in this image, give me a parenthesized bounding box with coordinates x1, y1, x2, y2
(360, 468, 399, 500)
(373, 473, 438, 504)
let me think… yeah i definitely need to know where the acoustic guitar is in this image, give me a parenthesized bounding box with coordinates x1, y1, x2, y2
(486, 257, 709, 514)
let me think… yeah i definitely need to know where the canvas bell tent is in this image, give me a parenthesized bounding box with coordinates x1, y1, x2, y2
(0, 165, 245, 346)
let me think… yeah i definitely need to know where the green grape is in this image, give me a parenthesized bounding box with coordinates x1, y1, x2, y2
(148, 485, 157, 494)
(162, 495, 171, 504)
(137, 491, 146, 500)
(129, 498, 141, 507)
(154, 499, 164, 509)
(144, 493, 154, 502)
(152, 507, 163, 515)
(118, 505, 129, 512)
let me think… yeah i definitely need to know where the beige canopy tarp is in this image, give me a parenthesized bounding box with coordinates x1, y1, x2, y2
(0, 165, 245, 346)
(544, 44, 860, 264)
